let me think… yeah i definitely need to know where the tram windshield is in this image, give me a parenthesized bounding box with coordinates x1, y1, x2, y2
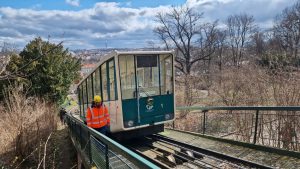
(119, 54, 173, 99)
(136, 55, 159, 97)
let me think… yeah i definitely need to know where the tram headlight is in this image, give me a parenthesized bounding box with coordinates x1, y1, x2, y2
(124, 120, 134, 128)
(165, 113, 173, 120)
(128, 120, 134, 127)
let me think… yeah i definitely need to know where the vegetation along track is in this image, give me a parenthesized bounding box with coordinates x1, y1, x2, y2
(123, 134, 273, 169)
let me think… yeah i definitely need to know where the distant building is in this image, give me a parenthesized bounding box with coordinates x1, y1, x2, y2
(81, 63, 96, 77)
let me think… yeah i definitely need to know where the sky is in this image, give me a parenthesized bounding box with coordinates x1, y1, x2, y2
(0, 0, 298, 50)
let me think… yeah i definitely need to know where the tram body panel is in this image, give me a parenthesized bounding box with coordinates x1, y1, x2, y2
(118, 53, 175, 130)
(103, 100, 123, 133)
(77, 51, 175, 136)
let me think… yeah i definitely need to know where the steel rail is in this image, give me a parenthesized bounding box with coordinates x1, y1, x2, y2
(152, 138, 241, 169)
(151, 134, 274, 169)
(145, 142, 213, 169)
(126, 136, 248, 169)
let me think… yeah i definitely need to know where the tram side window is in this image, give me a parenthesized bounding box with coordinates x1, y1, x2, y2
(101, 63, 108, 101)
(82, 80, 87, 117)
(108, 59, 117, 100)
(93, 68, 101, 98)
(119, 55, 136, 99)
(160, 54, 173, 95)
(87, 76, 93, 104)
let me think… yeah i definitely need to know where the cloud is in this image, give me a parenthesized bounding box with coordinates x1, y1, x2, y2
(0, 1, 298, 49)
(187, 0, 298, 28)
(0, 3, 168, 49)
(65, 0, 80, 7)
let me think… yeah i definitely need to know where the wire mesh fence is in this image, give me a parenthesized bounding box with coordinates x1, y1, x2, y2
(90, 136, 135, 169)
(173, 107, 300, 152)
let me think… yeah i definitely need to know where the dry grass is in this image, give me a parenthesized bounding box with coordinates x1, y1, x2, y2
(210, 65, 271, 106)
(175, 65, 300, 151)
(176, 64, 300, 107)
(0, 85, 59, 168)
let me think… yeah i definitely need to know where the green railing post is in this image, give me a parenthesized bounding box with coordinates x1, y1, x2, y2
(79, 126, 83, 148)
(253, 110, 259, 144)
(203, 110, 208, 135)
(88, 131, 92, 164)
(71, 120, 73, 136)
(105, 144, 109, 169)
(172, 120, 175, 129)
(75, 122, 78, 142)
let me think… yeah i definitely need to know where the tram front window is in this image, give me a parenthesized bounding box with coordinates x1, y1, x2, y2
(136, 55, 159, 97)
(119, 54, 173, 99)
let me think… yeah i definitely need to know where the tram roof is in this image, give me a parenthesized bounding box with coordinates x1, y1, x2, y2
(114, 50, 174, 55)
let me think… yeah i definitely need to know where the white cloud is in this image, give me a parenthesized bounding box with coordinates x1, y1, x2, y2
(66, 0, 80, 7)
(0, 3, 169, 49)
(187, 0, 298, 25)
(0, 1, 298, 49)
(186, 0, 234, 7)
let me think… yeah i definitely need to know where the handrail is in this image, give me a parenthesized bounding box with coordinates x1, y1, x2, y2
(177, 106, 300, 111)
(65, 113, 159, 169)
(174, 106, 300, 151)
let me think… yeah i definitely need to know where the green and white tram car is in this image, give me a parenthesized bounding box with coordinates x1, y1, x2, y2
(77, 51, 175, 138)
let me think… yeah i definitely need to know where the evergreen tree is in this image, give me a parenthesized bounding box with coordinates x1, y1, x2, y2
(5, 37, 81, 103)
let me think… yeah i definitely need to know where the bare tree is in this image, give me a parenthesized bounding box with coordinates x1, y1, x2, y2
(273, 2, 300, 67)
(154, 6, 203, 75)
(193, 21, 219, 93)
(0, 42, 18, 77)
(0, 55, 10, 76)
(0, 42, 17, 54)
(226, 14, 256, 67)
(251, 31, 266, 59)
(215, 30, 227, 71)
(146, 40, 155, 50)
(154, 6, 218, 106)
(195, 21, 219, 72)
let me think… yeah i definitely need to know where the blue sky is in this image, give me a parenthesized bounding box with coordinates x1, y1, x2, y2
(0, 0, 298, 49)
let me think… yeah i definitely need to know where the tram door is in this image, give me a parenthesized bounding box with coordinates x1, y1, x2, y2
(135, 55, 162, 124)
(119, 55, 163, 128)
(119, 55, 139, 128)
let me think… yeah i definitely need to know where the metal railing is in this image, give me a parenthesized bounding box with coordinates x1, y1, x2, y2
(174, 106, 300, 152)
(65, 113, 159, 169)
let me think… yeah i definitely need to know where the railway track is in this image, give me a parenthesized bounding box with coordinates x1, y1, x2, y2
(124, 134, 273, 169)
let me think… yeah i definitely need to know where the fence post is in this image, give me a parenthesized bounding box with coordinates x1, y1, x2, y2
(105, 144, 109, 169)
(88, 131, 92, 164)
(79, 127, 82, 148)
(172, 120, 175, 129)
(253, 110, 259, 144)
(75, 122, 78, 142)
(203, 110, 208, 135)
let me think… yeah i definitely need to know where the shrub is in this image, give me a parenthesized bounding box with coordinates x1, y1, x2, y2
(0, 85, 59, 168)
